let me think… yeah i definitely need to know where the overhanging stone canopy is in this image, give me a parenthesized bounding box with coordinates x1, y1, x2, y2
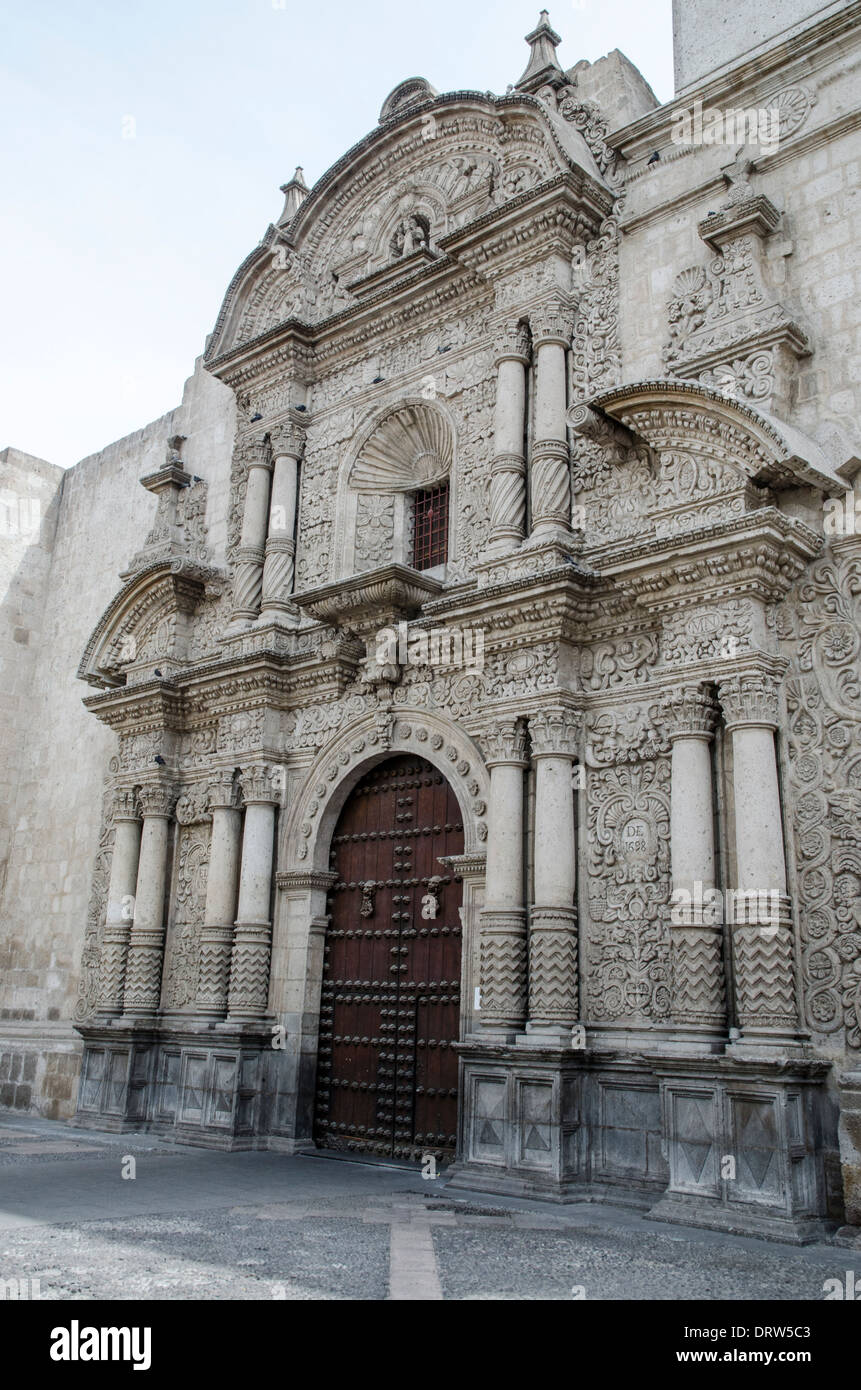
(349, 401, 452, 491)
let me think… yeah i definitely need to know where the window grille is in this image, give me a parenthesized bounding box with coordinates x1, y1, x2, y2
(411, 480, 449, 569)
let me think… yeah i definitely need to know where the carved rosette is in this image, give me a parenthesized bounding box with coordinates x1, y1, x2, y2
(718, 673, 781, 730)
(528, 906, 579, 1025)
(493, 322, 531, 366)
(227, 922, 272, 1019)
(482, 718, 528, 767)
(732, 905, 799, 1034)
(529, 707, 582, 759)
(663, 687, 718, 742)
(530, 442, 572, 530)
(479, 909, 528, 1028)
(671, 927, 726, 1027)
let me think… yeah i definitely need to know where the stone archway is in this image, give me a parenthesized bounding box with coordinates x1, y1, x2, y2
(312, 752, 465, 1161)
(268, 708, 488, 1151)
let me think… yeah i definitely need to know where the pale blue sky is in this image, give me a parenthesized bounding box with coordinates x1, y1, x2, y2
(0, 1, 674, 468)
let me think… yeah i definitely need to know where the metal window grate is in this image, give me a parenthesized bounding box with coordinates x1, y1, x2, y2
(411, 480, 449, 570)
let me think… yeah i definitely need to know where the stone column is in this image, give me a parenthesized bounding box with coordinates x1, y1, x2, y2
(718, 673, 799, 1045)
(527, 707, 581, 1034)
(123, 784, 175, 1017)
(479, 718, 528, 1034)
(227, 765, 280, 1022)
(664, 687, 726, 1034)
(487, 323, 530, 554)
(530, 304, 573, 542)
(261, 421, 303, 614)
(232, 435, 272, 622)
(96, 788, 142, 1017)
(195, 771, 243, 1018)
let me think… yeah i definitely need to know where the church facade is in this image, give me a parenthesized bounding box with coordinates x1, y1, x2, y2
(2, 2, 861, 1243)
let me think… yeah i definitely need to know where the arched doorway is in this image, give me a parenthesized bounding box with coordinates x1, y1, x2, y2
(313, 754, 464, 1162)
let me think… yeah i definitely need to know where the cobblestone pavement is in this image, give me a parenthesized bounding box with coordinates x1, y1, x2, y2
(0, 1116, 853, 1301)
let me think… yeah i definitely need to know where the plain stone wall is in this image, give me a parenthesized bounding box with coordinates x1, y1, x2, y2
(0, 449, 64, 905)
(672, 0, 847, 92)
(0, 359, 234, 1117)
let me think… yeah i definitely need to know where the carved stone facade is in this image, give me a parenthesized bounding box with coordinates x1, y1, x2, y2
(3, 5, 861, 1240)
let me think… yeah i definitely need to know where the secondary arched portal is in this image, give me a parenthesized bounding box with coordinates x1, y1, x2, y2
(313, 754, 464, 1162)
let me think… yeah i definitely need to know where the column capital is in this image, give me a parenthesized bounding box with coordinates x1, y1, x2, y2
(111, 786, 141, 822)
(137, 783, 176, 819)
(529, 706, 582, 759)
(244, 433, 273, 472)
(718, 672, 781, 730)
(530, 303, 575, 348)
(663, 686, 719, 741)
(208, 770, 241, 812)
(483, 718, 528, 768)
(269, 420, 305, 461)
(493, 322, 531, 366)
(240, 763, 283, 805)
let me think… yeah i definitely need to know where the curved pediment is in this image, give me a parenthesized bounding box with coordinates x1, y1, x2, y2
(78, 562, 216, 690)
(205, 90, 608, 364)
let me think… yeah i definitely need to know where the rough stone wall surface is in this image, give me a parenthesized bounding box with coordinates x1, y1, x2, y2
(672, 0, 847, 92)
(0, 448, 64, 900)
(0, 362, 234, 1115)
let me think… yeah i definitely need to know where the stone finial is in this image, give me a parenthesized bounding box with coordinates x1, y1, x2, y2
(278, 167, 309, 227)
(515, 11, 564, 94)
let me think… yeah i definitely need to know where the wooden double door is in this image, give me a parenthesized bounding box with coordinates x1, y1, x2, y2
(313, 755, 464, 1161)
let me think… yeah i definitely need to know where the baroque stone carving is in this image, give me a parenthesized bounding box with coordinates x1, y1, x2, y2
(585, 758, 672, 1022)
(164, 828, 210, 1009)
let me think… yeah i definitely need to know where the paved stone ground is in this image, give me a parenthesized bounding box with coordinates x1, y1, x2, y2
(0, 1115, 854, 1301)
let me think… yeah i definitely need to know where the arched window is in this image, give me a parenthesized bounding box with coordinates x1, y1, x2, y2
(342, 402, 454, 576)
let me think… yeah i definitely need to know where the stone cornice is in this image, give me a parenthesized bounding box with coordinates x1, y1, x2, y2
(276, 869, 338, 893)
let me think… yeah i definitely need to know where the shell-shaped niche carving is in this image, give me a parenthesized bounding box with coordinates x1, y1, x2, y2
(350, 403, 453, 492)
